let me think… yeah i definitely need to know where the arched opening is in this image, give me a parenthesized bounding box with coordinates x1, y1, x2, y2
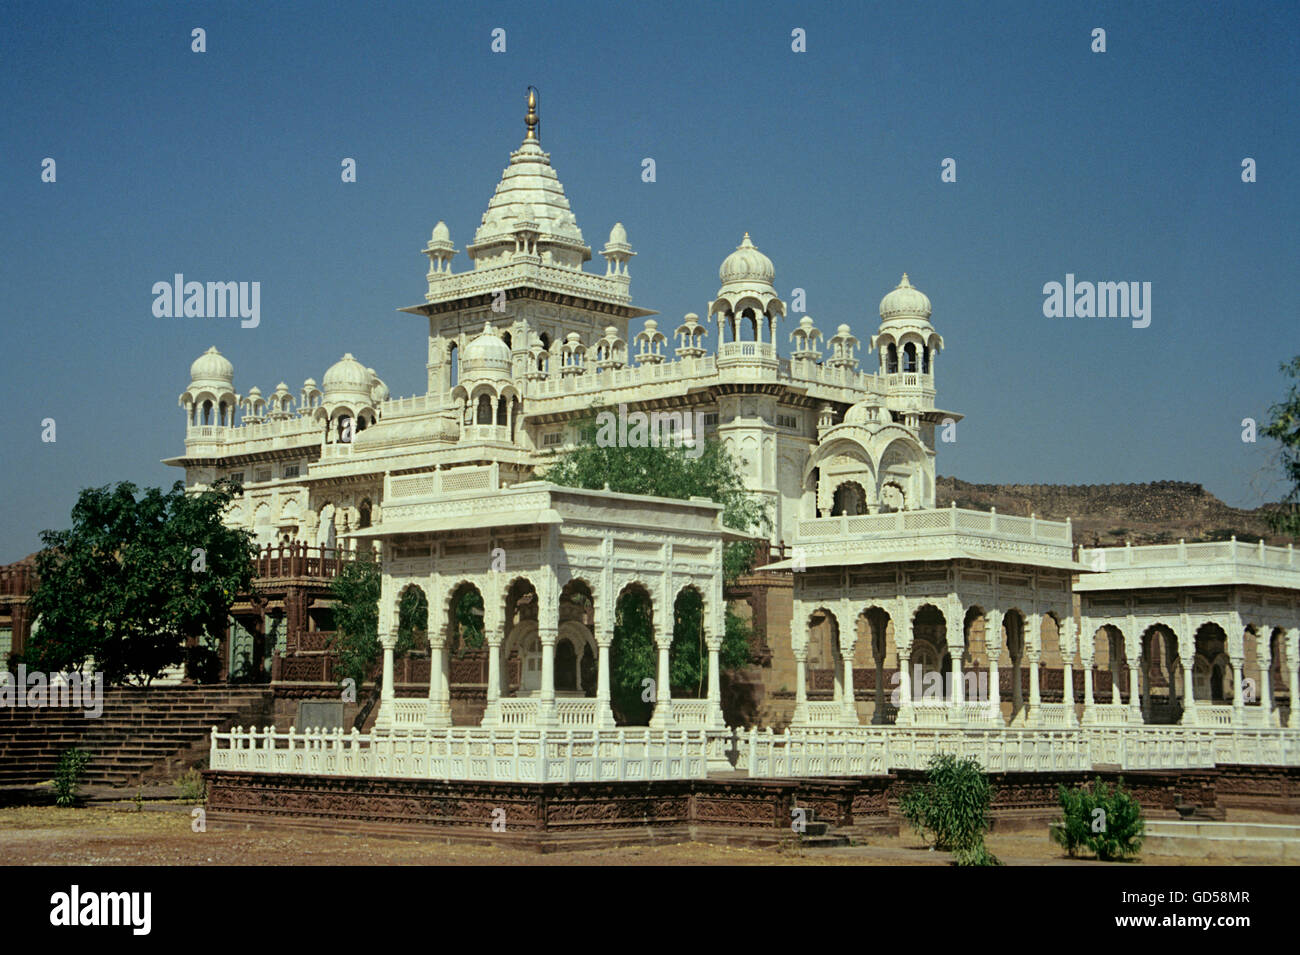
(903, 342, 918, 373)
(805, 607, 841, 703)
(1093, 625, 1127, 704)
(669, 586, 706, 699)
(612, 583, 654, 725)
(921, 345, 930, 373)
(877, 481, 905, 513)
(336, 415, 353, 443)
(910, 604, 947, 703)
(447, 582, 484, 655)
(831, 481, 867, 517)
(1002, 610, 1025, 720)
(858, 606, 894, 724)
(358, 498, 372, 529)
(1193, 622, 1231, 705)
(739, 309, 758, 342)
(1141, 624, 1181, 723)
(555, 639, 577, 691)
(396, 584, 429, 654)
(448, 341, 459, 388)
(502, 331, 512, 350)
(496, 396, 508, 426)
(559, 579, 596, 697)
(886, 343, 898, 374)
(475, 394, 493, 425)
(202, 400, 213, 425)
(502, 578, 539, 697)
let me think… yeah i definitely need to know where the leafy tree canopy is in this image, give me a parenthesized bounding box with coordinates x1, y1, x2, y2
(1264, 355, 1300, 538)
(26, 480, 255, 685)
(541, 415, 771, 582)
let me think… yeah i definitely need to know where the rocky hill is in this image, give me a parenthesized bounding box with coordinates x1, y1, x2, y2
(935, 477, 1291, 547)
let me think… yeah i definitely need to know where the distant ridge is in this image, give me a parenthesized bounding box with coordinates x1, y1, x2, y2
(936, 476, 1291, 547)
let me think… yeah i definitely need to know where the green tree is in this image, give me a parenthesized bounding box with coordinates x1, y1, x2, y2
(898, 753, 1002, 866)
(26, 480, 255, 685)
(542, 417, 772, 721)
(327, 551, 382, 698)
(328, 557, 431, 696)
(1264, 355, 1300, 538)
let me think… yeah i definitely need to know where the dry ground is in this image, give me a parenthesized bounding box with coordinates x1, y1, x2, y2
(1, 803, 1293, 866)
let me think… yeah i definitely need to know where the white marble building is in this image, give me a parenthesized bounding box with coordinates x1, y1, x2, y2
(192, 94, 1300, 779)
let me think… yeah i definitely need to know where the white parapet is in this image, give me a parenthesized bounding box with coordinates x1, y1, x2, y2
(209, 724, 711, 783)
(742, 724, 1300, 779)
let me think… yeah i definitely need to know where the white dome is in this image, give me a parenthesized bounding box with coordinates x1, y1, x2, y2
(431, 220, 450, 242)
(462, 323, 512, 376)
(189, 346, 233, 386)
(843, 399, 882, 427)
(609, 222, 627, 245)
(880, 273, 932, 320)
(367, 367, 390, 403)
(323, 353, 372, 396)
(719, 233, 775, 287)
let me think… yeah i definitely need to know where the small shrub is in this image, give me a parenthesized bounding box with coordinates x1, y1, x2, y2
(53, 748, 90, 807)
(176, 767, 207, 804)
(899, 753, 1001, 865)
(1052, 776, 1145, 861)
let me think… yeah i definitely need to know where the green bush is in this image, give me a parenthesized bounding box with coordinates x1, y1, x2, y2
(899, 753, 1001, 865)
(1052, 777, 1145, 861)
(176, 767, 207, 804)
(53, 748, 90, 807)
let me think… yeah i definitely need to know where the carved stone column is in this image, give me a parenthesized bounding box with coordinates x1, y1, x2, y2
(1078, 616, 1094, 723)
(985, 610, 1003, 725)
(1061, 617, 1077, 726)
(1025, 613, 1041, 727)
(792, 644, 809, 726)
(1288, 629, 1300, 729)
(595, 638, 615, 728)
(426, 634, 451, 728)
(481, 629, 503, 726)
(895, 640, 915, 726)
(1178, 630, 1197, 727)
(375, 631, 397, 731)
(538, 627, 558, 728)
(1231, 652, 1245, 726)
(706, 639, 725, 729)
(1259, 629, 1275, 726)
(649, 630, 674, 728)
(840, 635, 859, 724)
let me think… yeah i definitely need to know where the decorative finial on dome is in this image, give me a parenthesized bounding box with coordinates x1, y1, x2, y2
(899, 273, 911, 287)
(525, 86, 539, 141)
(740, 232, 753, 246)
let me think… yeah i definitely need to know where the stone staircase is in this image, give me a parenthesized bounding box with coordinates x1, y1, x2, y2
(794, 805, 851, 848)
(0, 686, 274, 787)
(1141, 820, 1300, 862)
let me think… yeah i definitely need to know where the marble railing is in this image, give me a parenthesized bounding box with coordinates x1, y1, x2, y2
(668, 700, 712, 727)
(742, 725, 1300, 778)
(1085, 704, 1131, 725)
(209, 724, 710, 782)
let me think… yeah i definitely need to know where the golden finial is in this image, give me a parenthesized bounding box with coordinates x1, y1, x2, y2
(525, 86, 539, 141)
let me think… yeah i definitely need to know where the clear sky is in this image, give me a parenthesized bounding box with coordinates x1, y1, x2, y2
(1, 0, 1297, 562)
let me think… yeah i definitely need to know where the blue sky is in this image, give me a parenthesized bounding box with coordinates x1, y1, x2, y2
(2, 0, 1297, 562)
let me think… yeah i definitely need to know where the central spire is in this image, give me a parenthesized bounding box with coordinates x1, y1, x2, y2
(525, 86, 539, 141)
